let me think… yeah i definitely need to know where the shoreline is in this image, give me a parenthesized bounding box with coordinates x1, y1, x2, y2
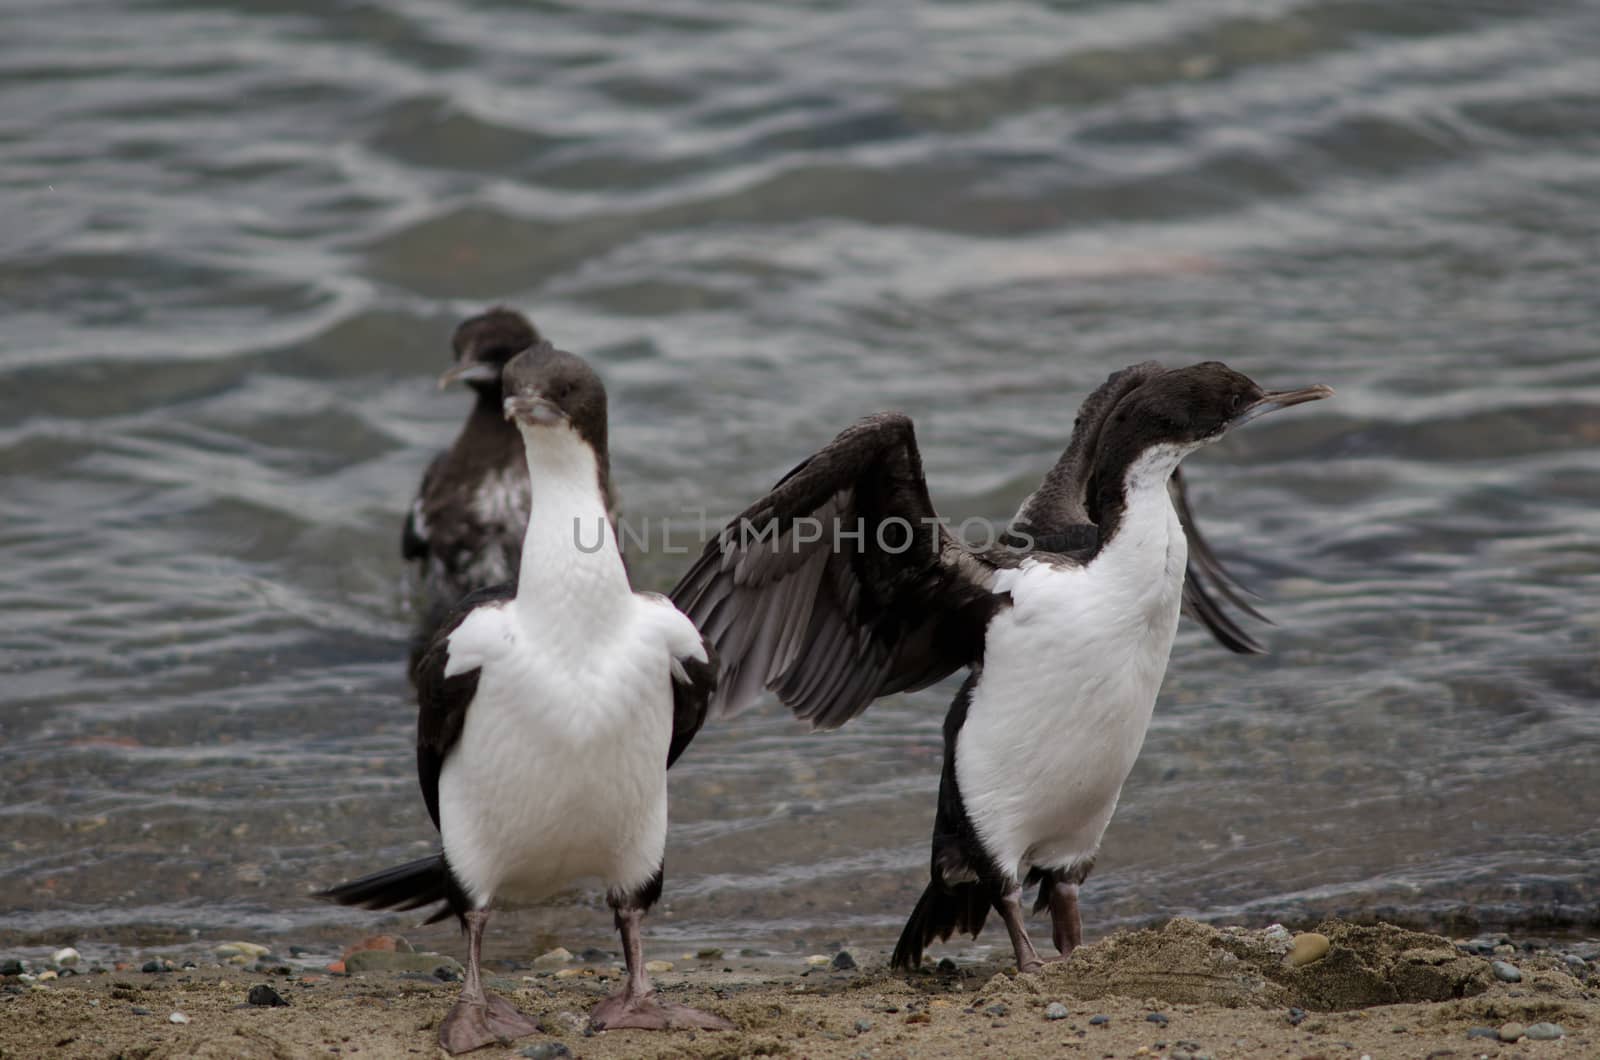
(2, 918, 1593, 1058)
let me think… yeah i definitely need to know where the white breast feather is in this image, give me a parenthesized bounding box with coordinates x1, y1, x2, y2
(958, 445, 1192, 882)
(434, 424, 681, 908)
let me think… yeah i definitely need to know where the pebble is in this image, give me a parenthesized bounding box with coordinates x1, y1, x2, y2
(936, 957, 958, 972)
(804, 954, 831, 967)
(1497, 1022, 1525, 1042)
(247, 984, 289, 1008)
(519, 1044, 572, 1060)
(1044, 1002, 1069, 1020)
(0, 959, 22, 976)
(1146, 1012, 1169, 1026)
(130, 1006, 152, 1016)
(1286, 1007, 1308, 1026)
(532, 947, 573, 971)
(1525, 1022, 1565, 1040)
(37, 970, 57, 982)
(644, 960, 673, 974)
(215, 942, 270, 959)
(1088, 1014, 1110, 1026)
(854, 1019, 873, 1033)
(831, 951, 858, 971)
(141, 960, 170, 974)
(1465, 1027, 1499, 1040)
(984, 1003, 1009, 1017)
(168, 1012, 190, 1024)
(1562, 953, 1588, 972)
(578, 948, 611, 963)
(1285, 932, 1330, 967)
(51, 947, 80, 967)
(696, 948, 723, 960)
(1490, 960, 1521, 983)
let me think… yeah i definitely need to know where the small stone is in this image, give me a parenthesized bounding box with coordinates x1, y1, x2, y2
(1524, 1022, 1565, 1040)
(130, 1006, 152, 1016)
(168, 1012, 190, 1024)
(854, 1019, 873, 1033)
(804, 954, 831, 967)
(434, 965, 462, 982)
(0, 959, 23, 976)
(288, 946, 313, 958)
(1089, 1014, 1110, 1026)
(1045, 1002, 1069, 1021)
(553, 968, 582, 979)
(214, 942, 270, 959)
(644, 960, 673, 974)
(1285, 932, 1330, 967)
(831, 951, 858, 971)
(37, 970, 57, 981)
(51, 947, 80, 967)
(1466, 1027, 1499, 1040)
(1561, 953, 1588, 971)
(984, 1003, 1009, 1017)
(141, 960, 168, 974)
(1287, 1007, 1307, 1026)
(532, 947, 573, 971)
(1490, 960, 1521, 982)
(247, 984, 289, 1008)
(578, 948, 611, 963)
(937, 957, 957, 972)
(696, 948, 723, 960)
(1147, 1012, 1169, 1025)
(519, 1044, 572, 1060)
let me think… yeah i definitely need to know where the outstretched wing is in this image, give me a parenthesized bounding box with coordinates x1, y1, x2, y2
(412, 583, 516, 831)
(1170, 468, 1267, 654)
(670, 413, 1001, 730)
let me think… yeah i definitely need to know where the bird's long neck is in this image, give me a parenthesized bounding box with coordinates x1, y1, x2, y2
(1089, 441, 1191, 553)
(513, 423, 629, 626)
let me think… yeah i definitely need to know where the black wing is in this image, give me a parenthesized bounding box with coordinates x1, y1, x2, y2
(1170, 467, 1267, 654)
(401, 453, 444, 563)
(412, 582, 516, 830)
(670, 413, 1001, 730)
(1012, 361, 1267, 655)
(667, 634, 716, 768)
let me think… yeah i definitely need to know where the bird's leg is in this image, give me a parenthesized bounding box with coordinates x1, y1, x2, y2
(1047, 878, 1083, 959)
(994, 883, 1046, 973)
(437, 908, 540, 1055)
(590, 903, 732, 1031)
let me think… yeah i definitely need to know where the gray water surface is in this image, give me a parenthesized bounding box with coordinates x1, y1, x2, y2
(3, 0, 1599, 962)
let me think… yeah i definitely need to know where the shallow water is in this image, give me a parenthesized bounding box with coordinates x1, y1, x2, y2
(3, 0, 1598, 961)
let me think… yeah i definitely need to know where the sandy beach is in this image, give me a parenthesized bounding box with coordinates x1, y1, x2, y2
(2, 919, 1593, 1059)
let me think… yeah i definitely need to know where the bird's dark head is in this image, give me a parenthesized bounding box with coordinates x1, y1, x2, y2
(1105, 361, 1332, 453)
(438, 307, 541, 392)
(501, 343, 608, 453)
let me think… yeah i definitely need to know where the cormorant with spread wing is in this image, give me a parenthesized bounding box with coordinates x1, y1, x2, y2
(671, 362, 1331, 972)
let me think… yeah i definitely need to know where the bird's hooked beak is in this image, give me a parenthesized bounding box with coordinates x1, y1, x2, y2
(1231, 383, 1334, 428)
(437, 361, 502, 389)
(503, 390, 566, 426)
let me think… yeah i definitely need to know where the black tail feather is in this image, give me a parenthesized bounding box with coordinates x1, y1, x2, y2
(890, 880, 991, 970)
(314, 854, 464, 927)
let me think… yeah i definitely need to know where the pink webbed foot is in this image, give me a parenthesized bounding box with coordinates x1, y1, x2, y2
(438, 992, 541, 1054)
(590, 990, 733, 1032)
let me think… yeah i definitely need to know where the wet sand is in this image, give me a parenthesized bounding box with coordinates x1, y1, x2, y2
(1, 920, 1593, 1059)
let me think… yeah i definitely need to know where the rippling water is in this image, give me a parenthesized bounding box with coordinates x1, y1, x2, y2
(4, 0, 1599, 961)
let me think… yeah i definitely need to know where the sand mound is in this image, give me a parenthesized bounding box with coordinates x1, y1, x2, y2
(981, 917, 1537, 1011)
